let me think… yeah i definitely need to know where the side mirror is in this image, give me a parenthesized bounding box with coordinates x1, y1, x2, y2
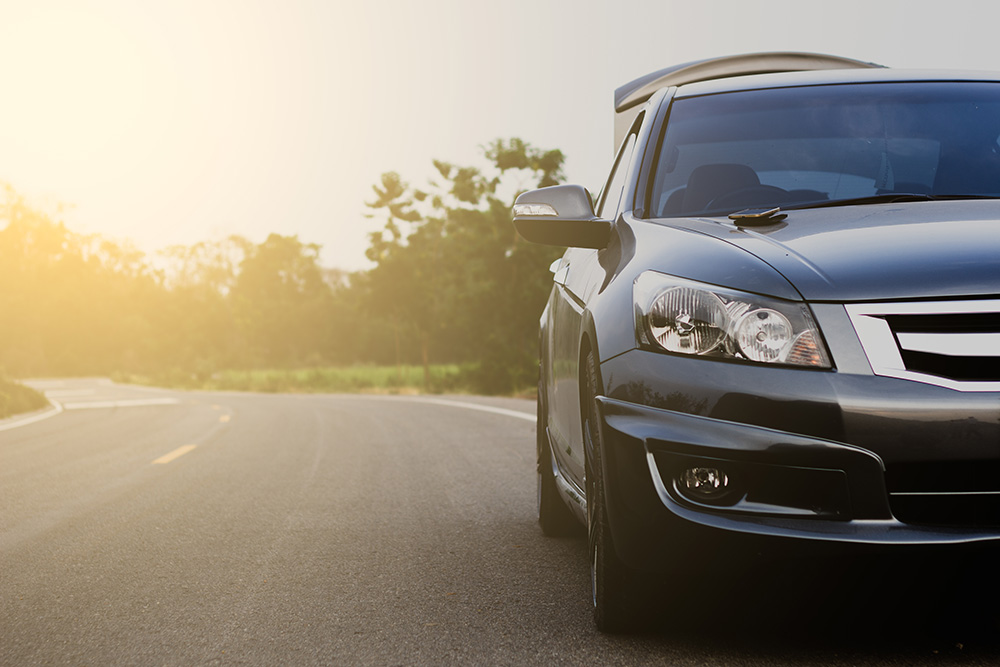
(512, 185, 612, 249)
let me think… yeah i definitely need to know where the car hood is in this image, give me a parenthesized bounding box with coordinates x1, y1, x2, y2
(693, 200, 1000, 302)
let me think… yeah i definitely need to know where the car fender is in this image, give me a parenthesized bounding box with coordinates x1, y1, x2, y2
(587, 214, 804, 366)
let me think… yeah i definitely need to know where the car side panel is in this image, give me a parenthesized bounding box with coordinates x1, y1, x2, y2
(547, 250, 599, 490)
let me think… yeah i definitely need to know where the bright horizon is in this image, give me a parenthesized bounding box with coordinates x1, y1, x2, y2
(0, 0, 998, 271)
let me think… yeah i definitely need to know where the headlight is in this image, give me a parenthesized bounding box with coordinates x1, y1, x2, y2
(634, 272, 831, 368)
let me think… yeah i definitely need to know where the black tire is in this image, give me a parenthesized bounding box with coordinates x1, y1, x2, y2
(537, 382, 579, 537)
(583, 351, 652, 633)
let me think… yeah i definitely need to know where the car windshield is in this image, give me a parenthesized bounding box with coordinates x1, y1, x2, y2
(650, 81, 1000, 217)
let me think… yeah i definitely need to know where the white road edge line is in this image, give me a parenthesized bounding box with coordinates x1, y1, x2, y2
(43, 389, 97, 398)
(62, 398, 181, 410)
(0, 399, 64, 432)
(401, 397, 536, 423)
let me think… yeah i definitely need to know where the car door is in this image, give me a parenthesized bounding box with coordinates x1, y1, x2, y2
(547, 124, 640, 491)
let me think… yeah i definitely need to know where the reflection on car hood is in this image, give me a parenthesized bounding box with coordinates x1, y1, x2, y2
(699, 200, 1000, 302)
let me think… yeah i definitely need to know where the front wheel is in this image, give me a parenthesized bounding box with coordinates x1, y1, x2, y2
(583, 351, 653, 633)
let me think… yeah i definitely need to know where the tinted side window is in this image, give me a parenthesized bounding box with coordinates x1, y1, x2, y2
(597, 120, 641, 219)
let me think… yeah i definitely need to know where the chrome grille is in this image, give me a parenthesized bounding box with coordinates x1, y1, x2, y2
(846, 300, 1000, 391)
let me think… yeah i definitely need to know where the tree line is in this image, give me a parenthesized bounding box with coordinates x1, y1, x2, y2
(0, 139, 564, 393)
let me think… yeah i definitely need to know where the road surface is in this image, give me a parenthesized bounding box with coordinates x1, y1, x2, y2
(1, 379, 998, 665)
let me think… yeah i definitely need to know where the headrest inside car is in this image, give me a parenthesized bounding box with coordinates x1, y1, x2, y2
(683, 164, 760, 213)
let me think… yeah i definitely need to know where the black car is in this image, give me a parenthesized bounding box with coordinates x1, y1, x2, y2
(513, 52, 1000, 632)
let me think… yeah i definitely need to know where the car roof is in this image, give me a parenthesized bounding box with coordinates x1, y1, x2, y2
(674, 67, 1000, 98)
(614, 52, 882, 113)
(612, 53, 1000, 150)
(614, 52, 883, 150)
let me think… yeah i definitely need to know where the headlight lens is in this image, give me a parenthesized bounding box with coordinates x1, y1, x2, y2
(648, 286, 728, 354)
(634, 272, 831, 368)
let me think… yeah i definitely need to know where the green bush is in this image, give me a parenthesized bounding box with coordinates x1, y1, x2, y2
(0, 377, 48, 419)
(119, 363, 478, 395)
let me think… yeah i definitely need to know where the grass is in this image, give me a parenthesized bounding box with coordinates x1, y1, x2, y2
(116, 363, 479, 395)
(0, 377, 48, 419)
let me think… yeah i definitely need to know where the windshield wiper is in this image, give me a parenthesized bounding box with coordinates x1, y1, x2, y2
(788, 193, 1000, 210)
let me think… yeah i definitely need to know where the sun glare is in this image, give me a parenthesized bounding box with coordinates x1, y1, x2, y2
(0, 6, 179, 190)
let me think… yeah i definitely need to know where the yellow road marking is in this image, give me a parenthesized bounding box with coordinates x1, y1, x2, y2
(219, 415, 231, 423)
(153, 445, 197, 464)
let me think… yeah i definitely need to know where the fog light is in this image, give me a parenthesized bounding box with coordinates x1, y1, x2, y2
(681, 467, 729, 497)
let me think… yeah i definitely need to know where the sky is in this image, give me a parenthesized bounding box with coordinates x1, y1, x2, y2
(0, 0, 998, 270)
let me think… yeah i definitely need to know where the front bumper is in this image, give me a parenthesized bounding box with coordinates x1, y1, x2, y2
(597, 349, 1000, 570)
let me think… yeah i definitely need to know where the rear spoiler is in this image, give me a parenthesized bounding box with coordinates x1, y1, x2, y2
(613, 52, 883, 149)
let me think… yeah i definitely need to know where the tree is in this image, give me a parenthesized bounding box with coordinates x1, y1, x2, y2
(231, 234, 335, 367)
(0, 186, 163, 375)
(363, 138, 565, 391)
(156, 236, 251, 373)
(364, 172, 448, 385)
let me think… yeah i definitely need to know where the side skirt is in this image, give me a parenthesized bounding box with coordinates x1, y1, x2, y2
(547, 426, 588, 524)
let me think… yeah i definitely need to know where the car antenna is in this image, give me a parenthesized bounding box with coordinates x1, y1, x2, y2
(728, 207, 787, 226)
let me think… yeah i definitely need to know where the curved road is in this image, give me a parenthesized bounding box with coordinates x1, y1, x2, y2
(1, 379, 998, 665)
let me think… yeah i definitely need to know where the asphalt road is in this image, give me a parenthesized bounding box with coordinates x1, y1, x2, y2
(2, 379, 1000, 665)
